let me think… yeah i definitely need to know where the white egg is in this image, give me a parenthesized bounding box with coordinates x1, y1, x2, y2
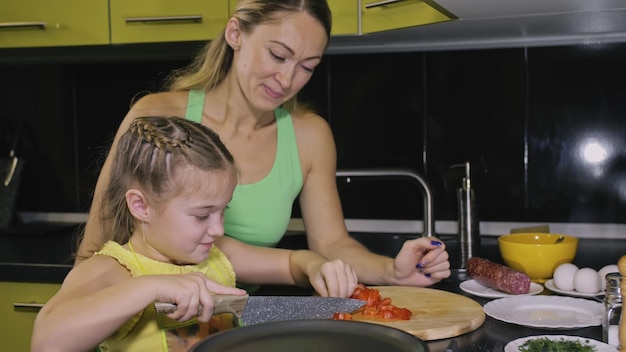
(598, 264, 619, 291)
(573, 267, 602, 293)
(553, 263, 578, 291)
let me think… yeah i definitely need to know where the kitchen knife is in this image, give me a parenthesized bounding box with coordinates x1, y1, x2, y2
(154, 294, 365, 326)
(155, 294, 249, 318)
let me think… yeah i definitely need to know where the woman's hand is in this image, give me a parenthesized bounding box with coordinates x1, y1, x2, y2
(391, 237, 451, 286)
(307, 259, 359, 297)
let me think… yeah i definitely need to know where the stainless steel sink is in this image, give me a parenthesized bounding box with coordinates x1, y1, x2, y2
(336, 168, 435, 237)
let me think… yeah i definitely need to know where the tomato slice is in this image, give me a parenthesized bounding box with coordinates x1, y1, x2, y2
(395, 308, 412, 320)
(335, 284, 412, 321)
(332, 312, 352, 320)
(361, 307, 378, 316)
(378, 297, 392, 307)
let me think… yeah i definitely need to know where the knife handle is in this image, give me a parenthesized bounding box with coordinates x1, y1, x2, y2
(213, 294, 248, 317)
(154, 294, 249, 318)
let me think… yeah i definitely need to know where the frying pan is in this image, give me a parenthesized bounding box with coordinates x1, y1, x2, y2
(188, 319, 429, 352)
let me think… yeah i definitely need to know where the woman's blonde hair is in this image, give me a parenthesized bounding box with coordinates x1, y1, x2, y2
(164, 0, 331, 113)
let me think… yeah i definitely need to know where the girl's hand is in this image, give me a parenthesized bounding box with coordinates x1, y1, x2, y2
(309, 259, 359, 297)
(392, 237, 451, 286)
(151, 273, 246, 323)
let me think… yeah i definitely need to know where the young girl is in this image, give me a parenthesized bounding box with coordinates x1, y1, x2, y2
(31, 116, 358, 352)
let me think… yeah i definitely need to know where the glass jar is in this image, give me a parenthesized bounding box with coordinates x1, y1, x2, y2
(602, 272, 622, 348)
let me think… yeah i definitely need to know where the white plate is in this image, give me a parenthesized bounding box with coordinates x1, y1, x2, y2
(505, 335, 617, 352)
(545, 279, 604, 298)
(459, 279, 543, 298)
(483, 296, 602, 329)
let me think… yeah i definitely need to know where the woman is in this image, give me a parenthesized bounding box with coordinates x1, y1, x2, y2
(76, 0, 450, 287)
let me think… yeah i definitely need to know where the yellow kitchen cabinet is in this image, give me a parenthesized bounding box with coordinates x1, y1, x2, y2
(0, 281, 61, 351)
(328, 0, 359, 35)
(110, 0, 230, 44)
(228, 0, 358, 36)
(0, 0, 109, 48)
(361, 0, 455, 34)
(229, 0, 237, 13)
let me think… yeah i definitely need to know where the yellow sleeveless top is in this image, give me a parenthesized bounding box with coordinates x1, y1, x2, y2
(94, 241, 237, 352)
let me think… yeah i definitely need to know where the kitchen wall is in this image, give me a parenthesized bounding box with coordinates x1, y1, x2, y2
(2, 42, 626, 234)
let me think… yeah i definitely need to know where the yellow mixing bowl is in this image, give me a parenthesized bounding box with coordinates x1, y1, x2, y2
(498, 233, 578, 283)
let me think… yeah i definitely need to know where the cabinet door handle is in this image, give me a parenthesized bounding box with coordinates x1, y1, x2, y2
(125, 15, 202, 24)
(364, 0, 408, 9)
(14, 302, 45, 310)
(0, 22, 47, 29)
(3, 156, 18, 187)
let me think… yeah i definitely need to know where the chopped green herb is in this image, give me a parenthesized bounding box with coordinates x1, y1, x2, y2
(518, 337, 596, 352)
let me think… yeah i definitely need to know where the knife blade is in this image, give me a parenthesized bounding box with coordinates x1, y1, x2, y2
(154, 295, 365, 326)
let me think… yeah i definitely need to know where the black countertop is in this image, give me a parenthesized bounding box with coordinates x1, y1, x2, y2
(2, 223, 623, 283)
(268, 232, 625, 352)
(425, 271, 606, 352)
(1, 224, 624, 351)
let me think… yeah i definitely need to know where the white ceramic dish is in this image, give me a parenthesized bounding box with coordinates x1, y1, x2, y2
(505, 335, 617, 352)
(483, 296, 602, 329)
(545, 279, 604, 298)
(459, 279, 543, 298)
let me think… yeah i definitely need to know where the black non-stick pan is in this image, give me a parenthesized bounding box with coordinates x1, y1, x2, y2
(189, 319, 429, 352)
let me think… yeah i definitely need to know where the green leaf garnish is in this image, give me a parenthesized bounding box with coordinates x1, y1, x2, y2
(518, 337, 597, 352)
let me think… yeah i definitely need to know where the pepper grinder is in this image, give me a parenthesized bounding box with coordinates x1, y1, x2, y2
(451, 162, 480, 271)
(603, 272, 622, 347)
(617, 255, 626, 352)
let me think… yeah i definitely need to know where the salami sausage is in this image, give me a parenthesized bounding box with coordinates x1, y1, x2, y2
(466, 257, 531, 294)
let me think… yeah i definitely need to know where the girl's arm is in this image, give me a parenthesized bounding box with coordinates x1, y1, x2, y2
(31, 255, 244, 352)
(215, 236, 358, 297)
(32, 256, 151, 352)
(288, 250, 359, 297)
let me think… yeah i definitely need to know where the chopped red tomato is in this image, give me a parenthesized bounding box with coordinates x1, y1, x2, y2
(332, 284, 412, 321)
(379, 297, 392, 306)
(332, 312, 352, 320)
(361, 307, 378, 316)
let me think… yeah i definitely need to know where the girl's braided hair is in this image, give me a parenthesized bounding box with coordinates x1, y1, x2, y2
(99, 116, 235, 245)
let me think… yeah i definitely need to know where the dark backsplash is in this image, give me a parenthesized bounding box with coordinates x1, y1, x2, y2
(2, 42, 626, 226)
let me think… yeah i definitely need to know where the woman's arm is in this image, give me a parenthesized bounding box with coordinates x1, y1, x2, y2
(294, 113, 450, 286)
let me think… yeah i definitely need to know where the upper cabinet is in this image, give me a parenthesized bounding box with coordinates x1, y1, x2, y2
(327, 0, 455, 37)
(230, 0, 360, 36)
(0, 0, 109, 48)
(328, 1, 359, 35)
(109, 0, 230, 44)
(0, 0, 457, 50)
(361, 0, 455, 34)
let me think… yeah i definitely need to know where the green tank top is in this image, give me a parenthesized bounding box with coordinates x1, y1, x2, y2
(185, 89, 303, 248)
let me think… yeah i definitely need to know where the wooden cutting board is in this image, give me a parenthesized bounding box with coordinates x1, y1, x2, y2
(350, 286, 485, 341)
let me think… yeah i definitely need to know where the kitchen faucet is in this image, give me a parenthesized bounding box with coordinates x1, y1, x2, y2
(335, 168, 435, 237)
